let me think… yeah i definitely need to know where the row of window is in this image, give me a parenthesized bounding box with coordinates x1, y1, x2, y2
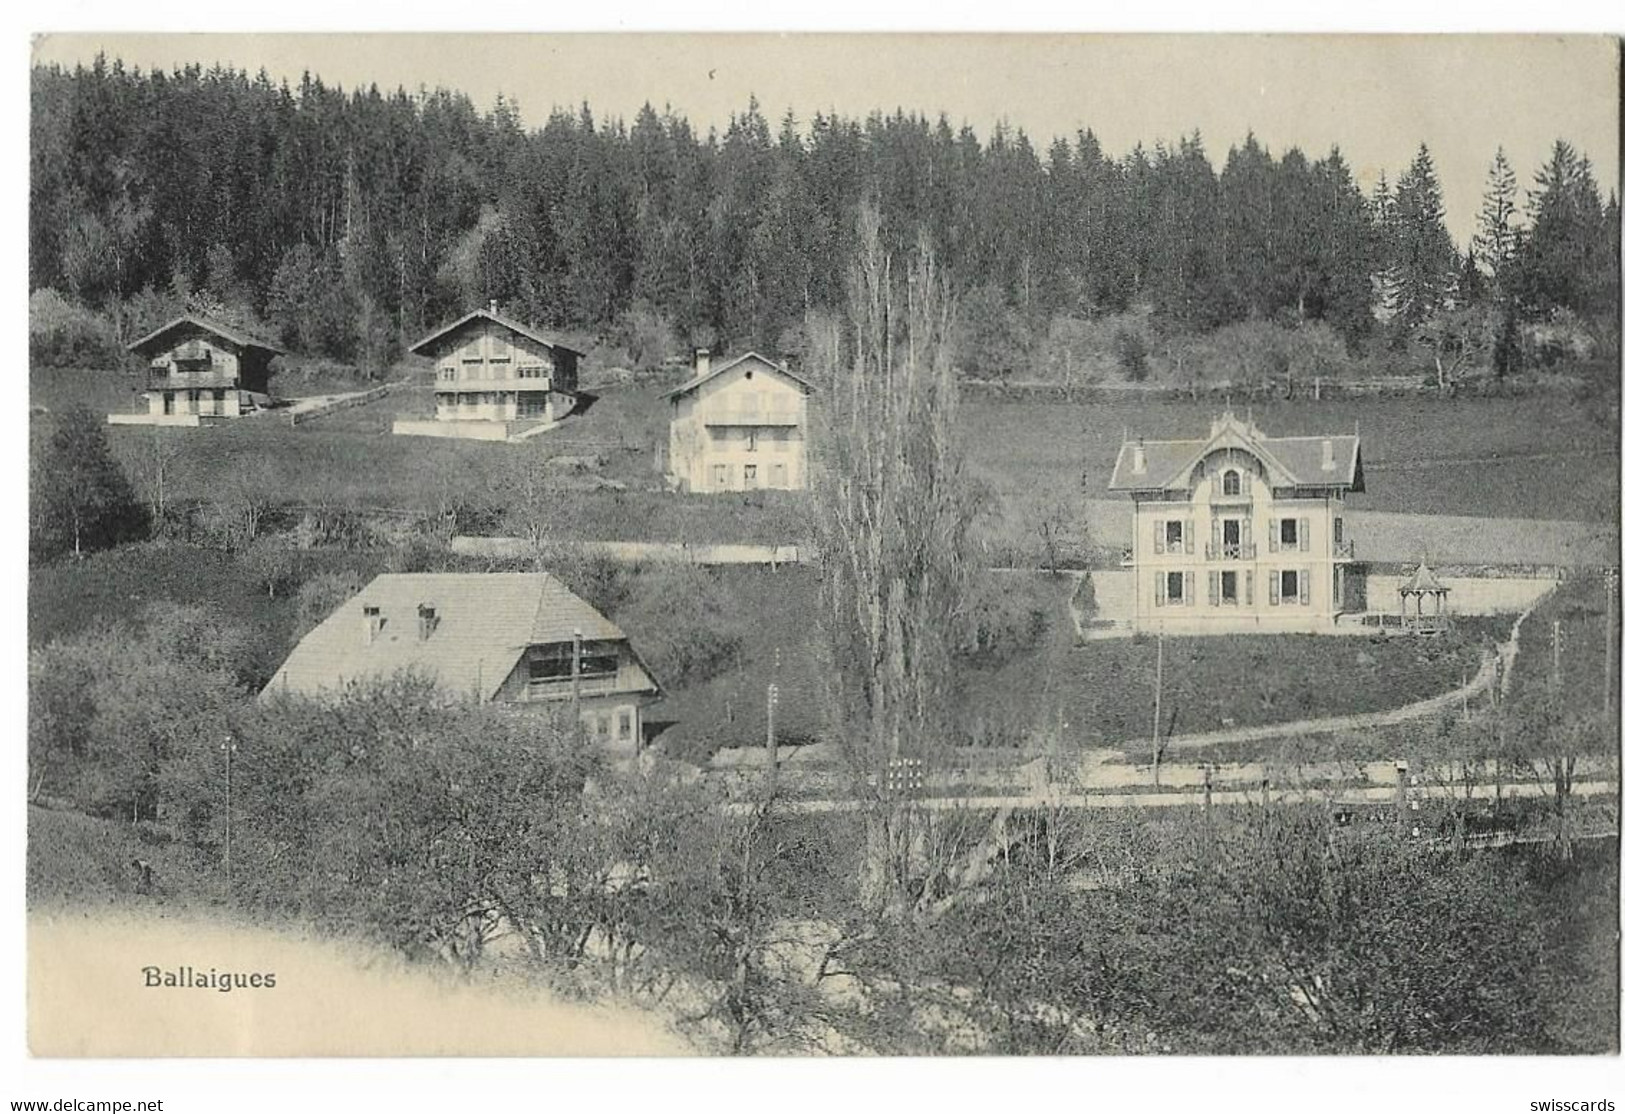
(723, 429, 798, 452)
(160, 389, 231, 415)
(1155, 568, 1329, 608)
(436, 393, 550, 418)
(528, 645, 620, 682)
(439, 364, 548, 381)
(1152, 516, 1340, 555)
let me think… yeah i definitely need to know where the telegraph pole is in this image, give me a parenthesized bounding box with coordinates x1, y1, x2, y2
(1552, 618, 1564, 689)
(221, 732, 237, 895)
(766, 682, 780, 793)
(571, 626, 583, 709)
(1605, 567, 1618, 730)
(1150, 631, 1165, 786)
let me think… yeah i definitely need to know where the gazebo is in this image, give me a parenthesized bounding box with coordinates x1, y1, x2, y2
(1398, 559, 1450, 634)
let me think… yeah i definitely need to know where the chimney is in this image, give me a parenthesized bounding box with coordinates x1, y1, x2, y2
(1321, 437, 1335, 471)
(694, 348, 711, 378)
(488, 299, 499, 316)
(1131, 439, 1146, 475)
(417, 603, 439, 641)
(362, 605, 385, 646)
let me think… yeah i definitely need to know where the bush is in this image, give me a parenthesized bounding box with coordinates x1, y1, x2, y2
(29, 288, 124, 368)
(1115, 327, 1150, 381)
(618, 564, 747, 686)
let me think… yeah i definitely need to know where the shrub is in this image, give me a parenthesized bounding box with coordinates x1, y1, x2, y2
(619, 564, 747, 686)
(29, 288, 123, 368)
(1115, 327, 1150, 381)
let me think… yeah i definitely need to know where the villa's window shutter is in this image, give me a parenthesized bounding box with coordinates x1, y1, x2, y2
(1184, 518, 1195, 554)
(1268, 519, 1279, 552)
(1269, 570, 1281, 605)
(1210, 518, 1221, 554)
(1301, 568, 1312, 607)
(1245, 571, 1255, 605)
(1299, 518, 1311, 552)
(1155, 574, 1165, 606)
(1208, 570, 1219, 605)
(1185, 571, 1196, 607)
(1154, 520, 1165, 555)
(1242, 518, 1253, 550)
(1241, 469, 1253, 495)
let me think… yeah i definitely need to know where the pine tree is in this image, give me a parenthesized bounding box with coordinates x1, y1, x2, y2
(32, 403, 149, 561)
(1387, 144, 1457, 332)
(1471, 147, 1521, 288)
(1520, 139, 1611, 320)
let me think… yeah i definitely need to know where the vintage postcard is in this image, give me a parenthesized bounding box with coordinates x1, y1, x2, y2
(20, 28, 1622, 1083)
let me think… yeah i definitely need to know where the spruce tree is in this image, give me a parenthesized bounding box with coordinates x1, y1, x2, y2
(1471, 147, 1521, 288)
(1387, 144, 1457, 332)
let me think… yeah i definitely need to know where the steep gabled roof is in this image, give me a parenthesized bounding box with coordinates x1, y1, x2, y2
(261, 572, 658, 704)
(127, 314, 282, 357)
(661, 351, 816, 399)
(1108, 412, 1362, 493)
(408, 308, 585, 359)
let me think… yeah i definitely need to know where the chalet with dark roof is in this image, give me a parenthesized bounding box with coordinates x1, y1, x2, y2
(112, 315, 281, 426)
(395, 303, 583, 441)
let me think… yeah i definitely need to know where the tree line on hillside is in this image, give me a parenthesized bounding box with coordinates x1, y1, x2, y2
(30, 57, 1620, 385)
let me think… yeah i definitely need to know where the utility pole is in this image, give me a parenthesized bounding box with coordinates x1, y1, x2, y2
(1150, 631, 1165, 786)
(1552, 618, 1563, 689)
(571, 626, 582, 711)
(221, 732, 237, 896)
(766, 682, 780, 793)
(1605, 567, 1618, 730)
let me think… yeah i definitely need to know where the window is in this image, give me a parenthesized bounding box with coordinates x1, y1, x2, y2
(743, 464, 758, 489)
(1221, 570, 1238, 605)
(1166, 571, 1184, 604)
(746, 430, 759, 452)
(769, 462, 788, 488)
(214, 389, 226, 403)
(1334, 517, 1344, 544)
(713, 463, 730, 490)
(1164, 521, 1183, 552)
(1222, 470, 1241, 496)
(1280, 570, 1299, 604)
(528, 644, 620, 682)
(1280, 518, 1298, 547)
(518, 365, 545, 379)
(438, 366, 456, 382)
(617, 708, 634, 742)
(163, 394, 175, 415)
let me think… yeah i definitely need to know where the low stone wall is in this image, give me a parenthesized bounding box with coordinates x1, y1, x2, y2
(288, 384, 393, 426)
(1082, 569, 1555, 630)
(392, 419, 511, 442)
(107, 413, 203, 427)
(1364, 575, 1555, 616)
(450, 536, 806, 565)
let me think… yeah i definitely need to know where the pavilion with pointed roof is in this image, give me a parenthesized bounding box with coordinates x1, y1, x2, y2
(1398, 558, 1451, 634)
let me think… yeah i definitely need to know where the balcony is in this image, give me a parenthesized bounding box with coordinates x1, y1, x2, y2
(437, 377, 551, 394)
(1334, 539, 1355, 560)
(1205, 542, 1258, 560)
(146, 372, 239, 391)
(522, 674, 623, 701)
(703, 407, 802, 427)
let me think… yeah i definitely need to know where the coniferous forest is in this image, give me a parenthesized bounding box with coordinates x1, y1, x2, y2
(29, 57, 1622, 384)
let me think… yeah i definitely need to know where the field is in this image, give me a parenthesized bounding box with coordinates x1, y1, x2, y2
(966, 393, 1619, 530)
(37, 367, 1618, 560)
